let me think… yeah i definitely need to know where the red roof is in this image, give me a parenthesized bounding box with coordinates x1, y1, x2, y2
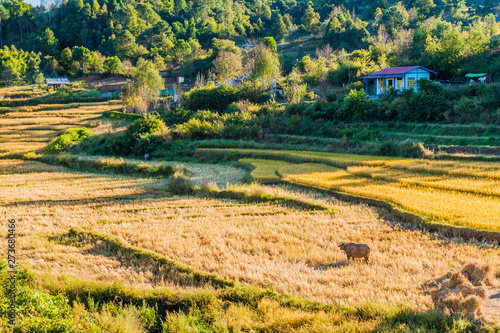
(360, 66, 437, 78)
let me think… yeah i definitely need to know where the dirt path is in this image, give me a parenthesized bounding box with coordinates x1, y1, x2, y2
(483, 288, 500, 323)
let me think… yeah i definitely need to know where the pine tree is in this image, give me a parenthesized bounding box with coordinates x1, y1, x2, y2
(0, 5, 9, 48)
(274, 14, 286, 38)
(302, 2, 320, 34)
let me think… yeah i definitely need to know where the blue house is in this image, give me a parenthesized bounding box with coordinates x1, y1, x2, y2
(360, 66, 437, 98)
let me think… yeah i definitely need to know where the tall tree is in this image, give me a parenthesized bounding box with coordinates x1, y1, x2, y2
(245, 43, 280, 96)
(0, 5, 9, 48)
(41, 0, 62, 24)
(213, 50, 242, 83)
(115, 30, 138, 60)
(35, 28, 58, 56)
(10, 0, 31, 44)
(123, 58, 165, 113)
(274, 14, 286, 38)
(302, 1, 320, 34)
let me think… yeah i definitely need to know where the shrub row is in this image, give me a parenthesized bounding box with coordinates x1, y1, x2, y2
(36, 154, 178, 177)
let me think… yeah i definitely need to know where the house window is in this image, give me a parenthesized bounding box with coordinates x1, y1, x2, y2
(387, 79, 393, 87)
(397, 78, 403, 89)
(408, 78, 415, 89)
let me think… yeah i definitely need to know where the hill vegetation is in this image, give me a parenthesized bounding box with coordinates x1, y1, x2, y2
(0, 0, 499, 86)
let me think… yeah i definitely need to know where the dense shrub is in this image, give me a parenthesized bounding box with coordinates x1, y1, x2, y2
(183, 85, 242, 112)
(376, 140, 432, 158)
(166, 174, 196, 195)
(341, 89, 370, 121)
(46, 127, 92, 152)
(110, 115, 170, 156)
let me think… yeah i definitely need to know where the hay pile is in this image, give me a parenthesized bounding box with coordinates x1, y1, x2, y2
(428, 262, 497, 322)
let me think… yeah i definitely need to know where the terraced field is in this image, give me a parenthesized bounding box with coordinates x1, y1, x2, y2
(0, 101, 120, 154)
(2, 160, 500, 309)
(1, 92, 500, 330)
(206, 149, 500, 232)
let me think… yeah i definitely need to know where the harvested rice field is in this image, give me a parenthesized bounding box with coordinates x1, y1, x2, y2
(1, 100, 500, 330)
(0, 102, 120, 154)
(1, 160, 499, 315)
(229, 150, 500, 232)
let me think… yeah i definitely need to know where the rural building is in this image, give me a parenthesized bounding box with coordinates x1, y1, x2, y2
(46, 77, 71, 88)
(98, 84, 125, 93)
(240, 43, 254, 51)
(465, 73, 488, 84)
(360, 66, 437, 98)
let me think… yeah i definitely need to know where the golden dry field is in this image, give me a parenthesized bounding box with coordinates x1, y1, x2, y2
(1, 160, 499, 313)
(232, 151, 500, 232)
(1, 99, 500, 330)
(0, 101, 121, 154)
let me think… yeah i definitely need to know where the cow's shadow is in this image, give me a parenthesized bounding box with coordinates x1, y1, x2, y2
(313, 260, 349, 270)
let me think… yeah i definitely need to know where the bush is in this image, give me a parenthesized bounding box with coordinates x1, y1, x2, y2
(173, 118, 223, 139)
(396, 140, 432, 158)
(341, 89, 370, 121)
(183, 85, 242, 112)
(46, 127, 92, 153)
(377, 141, 398, 157)
(110, 116, 170, 156)
(166, 174, 196, 195)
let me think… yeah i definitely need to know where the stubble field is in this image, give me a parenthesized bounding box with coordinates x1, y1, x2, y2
(1, 92, 500, 330)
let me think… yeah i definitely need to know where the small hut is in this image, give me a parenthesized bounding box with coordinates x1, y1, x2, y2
(465, 73, 488, 84)
(46, 77, 71, 88)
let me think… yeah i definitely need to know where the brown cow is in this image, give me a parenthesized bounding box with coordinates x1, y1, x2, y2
(339, 243, 370, 263)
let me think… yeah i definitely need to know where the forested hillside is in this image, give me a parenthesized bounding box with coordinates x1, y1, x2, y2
(0, 0, 499, 84)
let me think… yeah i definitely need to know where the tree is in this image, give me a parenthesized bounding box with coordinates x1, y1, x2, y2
(1, 68, 20, 86)
(213, 51, 243, 83)
(122, 58, 165, 113)
(212, 38, 239, 58)
(0, 45, 27, 76)
(72, 46, 93, 75)
(283, 69, 307, 103)
(186, 18, 197, 40)
(263, 36, 277, 52)
(36, 73, 45, 89)
(0, 5, 9, 48)
(245, 43, 280, 96)
(25, 52, 41, 83)
(10, 0, 31, 44)
(274, 14, 287, 38)
(115, 30, 138, 60)
(302, 1, 320, 34)
(35, 28, 58, 56)
(104, 56, 123, 75)
(172, 39, 191, 68)
(41, 0, 62, 23)
(60, 48, 72, 73)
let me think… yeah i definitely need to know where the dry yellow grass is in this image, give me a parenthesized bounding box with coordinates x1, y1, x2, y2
(283, 168, 500, 232)
(0, 102, 119, 154)
(241, 158, 500, 232)
(3, 161, 500, 312)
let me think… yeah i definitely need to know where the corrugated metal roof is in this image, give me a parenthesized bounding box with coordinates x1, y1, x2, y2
(360, 66, 437, 78)
(46, 77, 70, 85)
(465, 73, 487, 78)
